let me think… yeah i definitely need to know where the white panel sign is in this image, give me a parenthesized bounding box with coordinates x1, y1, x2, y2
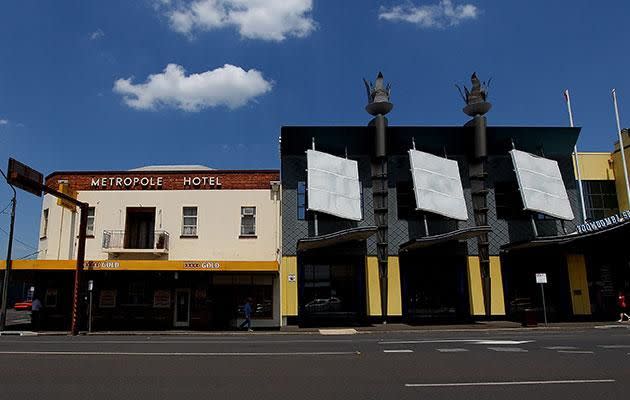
(307, 150, 362, 221)
(535, 273, 547, 284)
(510, 150, 574, 221)
(408, 149, 468, 221)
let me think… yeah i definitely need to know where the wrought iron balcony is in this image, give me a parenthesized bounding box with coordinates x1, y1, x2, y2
(102, 230, 170, 254)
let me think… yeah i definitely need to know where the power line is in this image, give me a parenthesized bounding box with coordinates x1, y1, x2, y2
(0, 201, 12, 215)
(0, 225, 37, 251)
(16, 249, 45, 260)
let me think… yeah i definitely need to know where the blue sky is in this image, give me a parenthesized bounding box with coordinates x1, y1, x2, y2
(1, 0, 630, 258)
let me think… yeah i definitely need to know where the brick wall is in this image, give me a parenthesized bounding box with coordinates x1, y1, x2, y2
(46, 170, 280, 191)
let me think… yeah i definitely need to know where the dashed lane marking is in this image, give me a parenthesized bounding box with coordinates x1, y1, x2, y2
(405, 379, 615, 388)
(487, 347, 528, 352)
(598, 345, 630, 349)
(436, 348, 469, 353)
(558, 350, 594, 354)
(545, 346, 578, 350)
(383, 349, 413, 353)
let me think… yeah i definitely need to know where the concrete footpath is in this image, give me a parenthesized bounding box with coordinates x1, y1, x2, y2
(2, 320, 627, 336)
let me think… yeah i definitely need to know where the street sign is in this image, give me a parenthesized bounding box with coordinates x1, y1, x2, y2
(88, 280, 94, 291)
(57, 182, 77, 211)
(7, 158, 43, 197)
(535, 273, 547, 284)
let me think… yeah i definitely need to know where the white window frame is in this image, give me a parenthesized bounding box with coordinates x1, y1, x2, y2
(41, 208, 49, 238)
(86, 207, 96, 236)
(181, 206, 198, 237)
(240, 206, 256, 237)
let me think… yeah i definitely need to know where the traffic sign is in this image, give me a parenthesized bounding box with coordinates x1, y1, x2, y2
(7, 158, 43, 197)
(535, 273, 547, 284)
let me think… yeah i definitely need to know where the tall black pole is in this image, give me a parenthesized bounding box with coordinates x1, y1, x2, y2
(70, 204, 88, 336)
(460, 73, 492, 317)
(364, 72, 393, 323)
(0, 175, 16, 331)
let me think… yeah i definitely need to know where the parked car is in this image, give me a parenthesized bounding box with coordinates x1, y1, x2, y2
(13, 300, 32, 311)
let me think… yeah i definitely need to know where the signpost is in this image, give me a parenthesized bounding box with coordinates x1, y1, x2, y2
(535, 273, 548, 326)
(6, 158, 89, 335)
(88, 280, 94, 333)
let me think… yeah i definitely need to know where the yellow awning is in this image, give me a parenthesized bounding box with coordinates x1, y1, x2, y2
(0, 259, 279, 272)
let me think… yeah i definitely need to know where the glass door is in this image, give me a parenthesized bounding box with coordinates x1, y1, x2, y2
(174, 289, 190, 327)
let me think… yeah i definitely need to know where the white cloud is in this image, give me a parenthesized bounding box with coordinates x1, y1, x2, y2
(90, 29, 105, 40)
(0, 119, 8, 125)
(158, 0, 315, 41)
(113, 63, 272, 111)
(379, 0, 479, 28)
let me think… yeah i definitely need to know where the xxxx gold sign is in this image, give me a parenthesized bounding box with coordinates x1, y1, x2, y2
(4, 260, 279, 272)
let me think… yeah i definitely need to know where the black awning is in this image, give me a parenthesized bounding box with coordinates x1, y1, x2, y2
(297, 226, 378, 252)
(399, 225, 491, 252)
(501, 218, 630, 253)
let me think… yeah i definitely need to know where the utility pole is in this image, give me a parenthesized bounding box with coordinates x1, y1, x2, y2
(0, 169, 16, 331)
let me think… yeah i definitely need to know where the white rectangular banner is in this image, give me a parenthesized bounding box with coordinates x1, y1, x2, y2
(408, 149, 468, 221)
(510, 150, 574, 221)
(307, 150, 362, 221)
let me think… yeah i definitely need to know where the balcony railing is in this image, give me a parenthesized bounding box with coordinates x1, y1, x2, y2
(102, 230, 170, 254)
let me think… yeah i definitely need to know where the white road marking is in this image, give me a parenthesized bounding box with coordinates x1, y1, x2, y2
(405, 379, 615, 388)
(594, 325, 628, 329)
(598, 345, 630, 349)
(558, 350, 594, 354)
(0, 351, 361, 357)
(378, 339, 532, 345)
(487, 347, 528, 352)
(436, 348, 469, 353)
(474, 340, 533, 345)
(545, 346, 578, 350)
(319, 329, 357, 335)
(383, 349, 413, 353)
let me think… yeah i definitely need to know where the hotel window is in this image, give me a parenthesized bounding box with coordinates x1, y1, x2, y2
(583, 180, 618, 220)
(297, 181, 307, 220)
(41, 209, 49, 238)
(240, 206, 256, 236)
(86, 207, 96, 236)
(182, 206, 198, 236)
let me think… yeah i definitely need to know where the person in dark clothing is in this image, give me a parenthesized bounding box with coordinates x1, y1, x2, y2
(239, 297, 253, 331)
(31, 297, 43, 331)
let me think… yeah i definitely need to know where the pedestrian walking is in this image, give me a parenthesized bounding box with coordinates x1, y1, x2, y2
(239, 297, 253, 332)
(31, 297, 42, 331)
(617, 291, 630, 323)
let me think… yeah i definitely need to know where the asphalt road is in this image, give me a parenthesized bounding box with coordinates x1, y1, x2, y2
(0, 325, 629, 399)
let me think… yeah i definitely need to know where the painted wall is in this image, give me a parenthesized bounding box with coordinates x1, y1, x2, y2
(612, 130, 630, 211)
(37, 188, 281, 263)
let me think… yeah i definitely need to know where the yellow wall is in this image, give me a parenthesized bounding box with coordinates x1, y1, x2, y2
(467, 256, 485, 316)
(281, 256, 298, 316)
(574, 152, 614, 181)
(612, 136, 630, 210)
(489, 256, 506, 316)
(566, 254, 591, 315)
(365, 256, 382, 316)
(387, 256, 402, 316)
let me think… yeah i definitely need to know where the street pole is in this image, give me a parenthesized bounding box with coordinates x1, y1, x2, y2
(612, 89, 630, 208)
(70, 204, 88, 336)
(88, 280, 93, 333)
(564, 90, 587, 222)
(540, 283, 548, 327)
(0, 170, 16, 331)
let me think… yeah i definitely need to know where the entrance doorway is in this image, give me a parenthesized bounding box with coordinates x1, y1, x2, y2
(174, 289, 191, 327)
(125, 207, 156, 249)
(400, 244, 470, 322)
